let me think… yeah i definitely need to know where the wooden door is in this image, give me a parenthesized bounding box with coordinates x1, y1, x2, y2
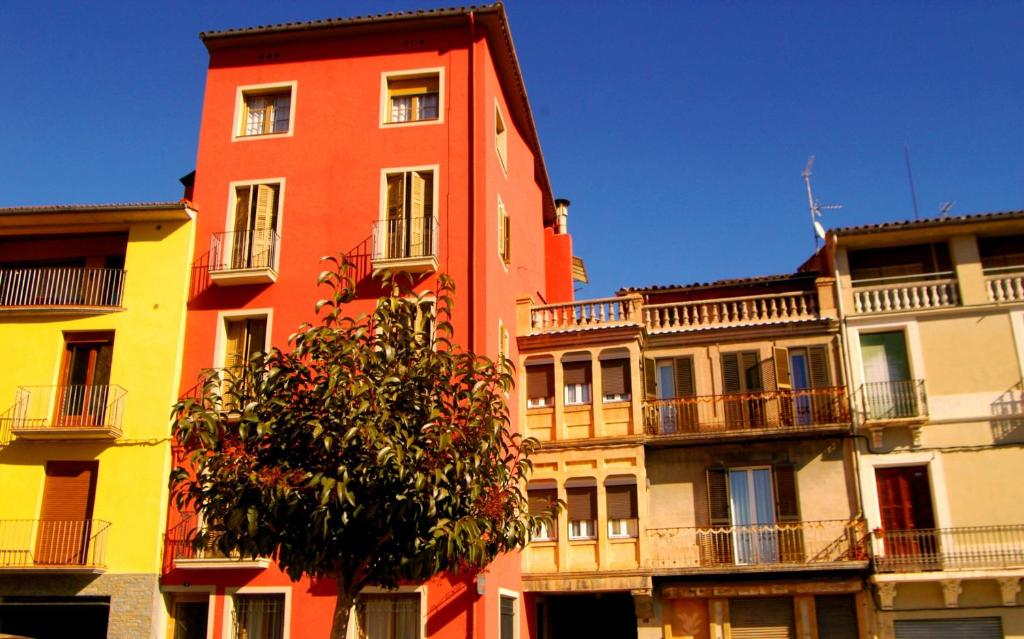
(876, 465, 937, 564)
(35, 461, 98, 565)
(56, 335, 113, 426)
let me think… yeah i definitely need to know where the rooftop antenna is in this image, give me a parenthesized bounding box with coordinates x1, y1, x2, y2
(802, 155, 843, 250)
(904, 144, 920, 220)
(940, 201, 955, 218)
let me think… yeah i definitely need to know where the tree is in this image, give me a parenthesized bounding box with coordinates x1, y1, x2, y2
(171, 258, 550, 639)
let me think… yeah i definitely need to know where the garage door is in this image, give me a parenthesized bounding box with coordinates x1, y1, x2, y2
(730, 597, 795, 639)
(894, 617, 1003, 639)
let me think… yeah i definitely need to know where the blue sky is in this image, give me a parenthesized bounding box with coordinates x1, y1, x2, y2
(2, 1, 1021, 297)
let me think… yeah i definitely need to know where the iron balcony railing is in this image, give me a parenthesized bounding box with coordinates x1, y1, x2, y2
(852, 272, 959, 314)
(210, 229, 281, 273)
(165, 514, 234, 563)
(644, 387, 850, 437)
(372, 216, 438, 262)
(860, 379, 927, 421)
(872, 525, 1024, 572)
(646, 519, 868, 571)
(0, 266, 125, 309)
(5, 385, 127, 435)
(0, 519, 110, 570)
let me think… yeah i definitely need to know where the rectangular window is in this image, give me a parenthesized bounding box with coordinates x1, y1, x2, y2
(240, 88, 292, 137)
(563, 361, 592, 406)
(859, 331, 919, 419)
(229, 183, 281, 270)
(606, 484, 638, 538)
(386, 74, 440, 124)
(526, 363, 554, 408)
(499, 595, 516, 639)
(600, 359, 631, 402)
(498, 201, 511, 265)
(498, 320, 510, 366)
(58, 332, 114, 426)
(233, 594, 284, 639)
(566, 485, 597, 540)
(495, 104, 508, 171)
(222, 316, 268, 406)
(360, 594, 421, 639)
(849, 242, 952, 282)
(527, 488, 558, 541)
(384, 171, 436, 260)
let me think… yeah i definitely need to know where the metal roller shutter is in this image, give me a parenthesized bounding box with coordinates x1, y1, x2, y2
(814, 594, 858, 639)
(894, 617, 1003, 639)
(729, 597, 795, 639)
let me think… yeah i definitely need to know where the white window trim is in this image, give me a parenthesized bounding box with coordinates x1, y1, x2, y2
(222, 586, 291, 639)
(213, 308, 274, 370)
(568, 518, 597, 541)
(607, 517, 638, 539)
(527, 397, 551, 409)
(223, 178, 287, 274)
(846, 319, 926, 400)
(351, 585, 427, 639)
(496, 588, 520, 639)
(494, 98, 508, 176)
(162, 586, 216, 639)
(232, 81, 298, 142)
(379, 67, 446, 128)
(378, 165, 441, 227)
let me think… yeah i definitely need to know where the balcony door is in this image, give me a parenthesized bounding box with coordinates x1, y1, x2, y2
(57, 334, 113, 426)
(656, 358, 696, 433)
(35, 461, 98, 565)
(386, 171, 434, 259)
(876, 465, 937, 565)
(729, 468, 778, 564)
(860, 331, 915, 419)
(231, 184, 279, 270)
(722, 352, 765, 429)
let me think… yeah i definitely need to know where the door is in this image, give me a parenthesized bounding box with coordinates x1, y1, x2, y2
(386, 173, 407, 259)
(656, 361, 676, 433)
(876, 465, 938, 567)
(35, 461, 98, 566)
(170, 597, 210, 639)
(729, 468, 778, 564)
(722, 352, 765, 428)
(57, 335, 113, 426)
(789, 350, 812, 425)
(860, 332, 914, 418)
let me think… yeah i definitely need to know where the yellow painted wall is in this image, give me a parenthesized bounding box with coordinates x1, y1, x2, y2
(917, 313, 1019, 396)
(0, 217, 194, 574)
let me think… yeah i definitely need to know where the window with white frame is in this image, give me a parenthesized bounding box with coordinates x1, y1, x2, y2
(562, 360, 592, 406)
(527, 486, 557, 541)
(498, 200, 511, 265)
(566, 483, 597, 540)
(525, 362, 554, 408)
(359, 593, 421, 639)
(499, 593, 517, 639)
(495, 104, 508, 171)
(600, 357, 631, 402)
(605, 480, 638, 539)
(233, 593, 284, 639)
(385, 72, 440, 124)
(383, 170, 436, 260)
(239, 87, 293, 137)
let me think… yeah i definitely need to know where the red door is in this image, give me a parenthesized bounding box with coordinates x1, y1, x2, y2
(876, 466, 937, 566)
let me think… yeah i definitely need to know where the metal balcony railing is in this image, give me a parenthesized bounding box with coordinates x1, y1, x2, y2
(860, 379, 927, 421)
(165, 514, 234, 563)
(852, 272, 959, 314)
(210, 229, 280, 273)
(645, 291, 819, 332)
(5, 385, 127, 435)
(873, 525, 1024, 572)
(644, 387, 850, 437)
(646, 519, 868, 571)
(372, 216, 438, 262)
(0, 266, 125, 309)
(0, 519, 110, 570)
(530, 296, 643, 333)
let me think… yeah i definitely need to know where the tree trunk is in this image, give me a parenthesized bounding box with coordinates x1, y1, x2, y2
(330, 581, 356, 639)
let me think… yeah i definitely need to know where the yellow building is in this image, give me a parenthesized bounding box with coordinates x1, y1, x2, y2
(833, 210, 1024, 638)
(0, 203, 195, 638)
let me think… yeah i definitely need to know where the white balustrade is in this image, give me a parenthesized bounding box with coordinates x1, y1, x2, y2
(852, 274, 959, 314)
(529, 296, 642, 333)
(986, 271, 1024, 303)
(644, 291, 818, 332)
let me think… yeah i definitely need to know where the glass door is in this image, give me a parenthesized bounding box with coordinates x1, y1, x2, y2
(656, 362, 676, 433)
(729, 468, 778, 564)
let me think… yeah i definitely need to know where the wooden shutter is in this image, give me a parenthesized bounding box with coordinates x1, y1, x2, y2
(742, 352, 763, 391)
(706, 468, 730, 526)
(563, 362, 591, 386)
(807, 346, 831, 388)
(601, 359, 629, 396)
(729, 597, 796, 639)
(526, 364, 554, 401)
(643, 358, 657, 399)
(500, 209, 511, 263)
(566, 486, 596, 521)
(409, 172, 426, 255)
(814, 595, 858, 639)
(389, 76, 439, 97)
(674, 357, 696, 397)
(224, 320, 245, 370)
(233, 186, 252, 232)
(606, 484, 637, 520)
(36, 461, 98, 565)
(721, 353, 741, 393)
(528, 489, 557, 516)
(386, 174, 405, 220)
(251, 185, 276, 265)
(773, 464, 800, 522)
(773, 348, 791, 390)
(231, 187, 252, 268)
(245, 318, 268, 359)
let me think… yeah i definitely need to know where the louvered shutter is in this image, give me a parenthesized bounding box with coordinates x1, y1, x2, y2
(528, 489, 557, 516)
(722, 353, 746, 427)
(774, 464, 804, 561)
(409, 172, 426, 256)
(814, 595, 858, 639)
(606, 485, 637, 520)
(231, 187, 252, 268)
(36, 461, 98, 565)
(894, 618, 1002, 639)
(245, 318, 268, 359)
(643, 358, 657, 399)
(563, 362, 591, 386)
(703, 468, 733, 564)
(729, 597, 796, 639)
(743, 352, 763, 391)
(706, 468, 730, 525)
(566, 487, 596, 521)
(601, 359, 629, 396)
(250, 185, 276, 266)
(526, 364, 554, 402)
(807, 346, 831, 387)
(773, 348, 791, 389)
(224, 320, 245, 370)
(721, 354, 741, 393)
(386, 174, 405, 220)
(674, 357, 695, 397)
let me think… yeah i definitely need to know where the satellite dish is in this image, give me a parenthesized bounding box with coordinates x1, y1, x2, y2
(814, 220, 826, 240)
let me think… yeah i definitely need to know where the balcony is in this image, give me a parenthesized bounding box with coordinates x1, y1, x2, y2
(644, 291, 819, 333)
(860, 379, 928, 422)
(0, 519, 110, 573)
(985, 267, 1024, 303)
(644, 387, 850, 442)
(852, 273, 959, 314)
(646, 519, 868, 575)
(873, 525, 1024, 573)
(209, 229, 280, 285)
(165, 514, 269, 570)
(371, 216, 438, 273)
(529, 296, 643, 334)
(0, 266, 124, 313)
(3, 385, 126, 440)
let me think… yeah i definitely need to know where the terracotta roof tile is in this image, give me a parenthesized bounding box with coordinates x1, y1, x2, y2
(832, 209, 1024, 236)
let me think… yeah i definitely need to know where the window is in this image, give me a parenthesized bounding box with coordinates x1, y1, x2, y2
(498, 200, 511, 265)
(563, 361, 592, 406)
(566, 484, 597, 540)
(414, 300, 435, 347)
(238, 87, 293, 137)
(359, 593, 420, 639)
(721, 351, 765, 428)
(222, 316, 268, 404)
(499, 594, 517, 639)
(606, 482, 638, 538)
(600, 358, 631, 402)
(979, 234, 1024, 271)
(495, 104, 508, 171)
(227, 183, 281, 270)
(498, 319, 510, 366)
(776, 345, 834, 425)
(232, 594, 284, 639)
(704, 465, 800, 564)
(58, 332, 114, 426)
(526, 363, 554, 408)
(385, 72, 440, 124)
(652, 357, 697, 433)
(384, 170, 436, 260)
(849, 242, 952, 283)
(859, 331, 919, 419)
(527, 487, 557, 541)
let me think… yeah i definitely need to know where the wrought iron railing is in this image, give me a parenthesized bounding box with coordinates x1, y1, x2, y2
(860, 379, 927, 421)
(530, 296, 643, 333)
(210, 229, 280, 273)
(645, 291, 819, 332)
(0, 266, 124, 308)
(646, 519, 868, 570)
(372, 216, 438, 262)
(872, 525, 1024, 572)
(0, 519, 110, 569)
(165, 513, 233, 562)
(644, 387, 850, 437)
(852, 272, 959, 314)
(5, 385, 126, 435)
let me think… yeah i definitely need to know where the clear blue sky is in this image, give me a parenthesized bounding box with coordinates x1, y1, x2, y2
(3, 1, 1022, 297)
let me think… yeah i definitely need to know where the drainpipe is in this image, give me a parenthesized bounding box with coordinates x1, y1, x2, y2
(466, 10, 478, 354)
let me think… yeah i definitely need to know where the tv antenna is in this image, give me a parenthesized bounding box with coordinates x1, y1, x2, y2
(802, 155, 843, 249)
(940, 201, 955, 218)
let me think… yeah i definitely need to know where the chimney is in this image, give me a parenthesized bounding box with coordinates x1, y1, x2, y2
(554, 198, 570, 234)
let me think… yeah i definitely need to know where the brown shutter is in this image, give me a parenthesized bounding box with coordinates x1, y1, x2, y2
(526, 364, 554, 400)
(721, 353, 741, 393)
(224, 320, 245, 370)
(606, 484, 637, 520)
(528, 489, 557, 516)
(743, 351, 763, 391)
(245, 318, 268, 359)
(729, 597, 796, 639)
(601, 359, 629, 396)
(563, 362, 591, 386)
(233, 186, 251, 232)
(773, 464, 800, 522)
(807, 346, 831, 388)
(386, 174, 405, 220)
(674, 357, 696, 397)
(36, 461, 98, 565)
(388, 76, 439, 96)
(566, 486, 596, 521)
(773, 347, 792, 390)
(706, 467, 730, 526)
(643, 358, 657, 399)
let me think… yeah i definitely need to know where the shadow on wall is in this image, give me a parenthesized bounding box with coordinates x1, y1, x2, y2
(991, 381, 1024, 442)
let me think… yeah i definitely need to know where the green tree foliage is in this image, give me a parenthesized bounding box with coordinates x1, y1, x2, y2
(171, 258, 550, 639)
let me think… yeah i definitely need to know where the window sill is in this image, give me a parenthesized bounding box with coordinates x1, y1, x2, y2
(602, 399, 632, 406)
(567, 537, 598, 544)
(563, 404, 592, 413)
(380, 118, 442, 129)
(608, 536, 639, 543)
(231, 131, 294, 142)
(530, 538, 558, 546)
(526, 405, 554, 415)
